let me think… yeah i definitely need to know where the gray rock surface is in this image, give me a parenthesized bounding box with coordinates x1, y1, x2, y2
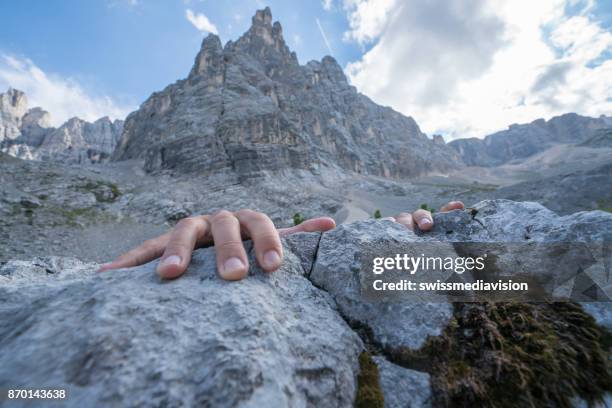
(0, 199, 610, 407)
(0, 235, 363, 408)
(113, 7, 462, 179)
(373, 356, 432, 408)
(310, 219, 455, 350)
(489, 161, 612, 214)
(0, 88, 123, 164)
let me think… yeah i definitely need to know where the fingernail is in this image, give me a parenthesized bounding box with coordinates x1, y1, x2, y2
(222, 257, 246, 279)
(160, 255, 182, 268)
(418, 218, 432, 228)
(97, 262, 114, 272)
(263, 250, 281, 270)
(381, 217, 396, 222)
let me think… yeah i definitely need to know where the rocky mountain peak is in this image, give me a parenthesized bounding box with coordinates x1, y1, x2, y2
(0, 87, 28, 118)
(190, 34, 224, 78)
(113, 7, 462, 178)
(231, 8, 297, 68)
(253, 6, 272, 25)
(0, 88, 124, 164)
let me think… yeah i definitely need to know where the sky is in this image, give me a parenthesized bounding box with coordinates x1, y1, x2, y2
(0, 0, 611, 140)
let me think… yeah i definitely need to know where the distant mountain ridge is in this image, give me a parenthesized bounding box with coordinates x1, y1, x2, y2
(0, 88, 123, 164)
(448, 113, 612, 166)
(112, 7, 462, 179)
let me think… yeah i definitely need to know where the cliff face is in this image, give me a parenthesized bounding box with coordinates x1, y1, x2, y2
(0, 88, 123, 164)
(449, 113, 612, 166)
(1, 200, 610, 407)
(34, 116, 124, 163)
(113, 8, 462, 179)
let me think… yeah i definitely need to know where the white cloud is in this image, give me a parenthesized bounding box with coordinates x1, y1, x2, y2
(322, 0, 334, 11)
(0, 54, 133, 126)
(185, 9, 218, 34)
(342, 0, 397, 44)
(343, 0, 612, 139)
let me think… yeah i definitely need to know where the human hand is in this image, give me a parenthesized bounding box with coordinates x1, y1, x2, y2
(392, 201, 464, 231)
(98, 210, 336, 281)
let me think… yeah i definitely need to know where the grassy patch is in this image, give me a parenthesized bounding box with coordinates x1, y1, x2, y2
(74, 181, 121, 203)
(46, 206, 101, 227)
(597, 200, 612, 213)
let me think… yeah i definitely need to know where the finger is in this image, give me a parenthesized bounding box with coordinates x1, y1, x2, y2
(412, 209, 433, 231)
(97, 232, 172, 272)
(440, 201, 464, 213)
(211, 210, 249, 281)
(394, 212, 415, 231)
(156, 216, 209, 279)
(278, 217, 336, 236)
(236, 210, 282, 272)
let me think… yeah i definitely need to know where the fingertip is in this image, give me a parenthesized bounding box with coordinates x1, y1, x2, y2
(261, 249, 282, 272)
(97, 262, 115, 272)
(219, 257, 249, 281)
(306, 217, 336, 232)
(417, 218, 433, 231)
(157, 255, 184, 279)
(319, 217, 336, 231)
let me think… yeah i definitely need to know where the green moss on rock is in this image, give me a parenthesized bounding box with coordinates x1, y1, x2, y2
(355, 351, 384, 408)
(387, 302, 611, 407)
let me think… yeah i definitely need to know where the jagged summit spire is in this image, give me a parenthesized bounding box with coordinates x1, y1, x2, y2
(252, 7, 273, 26)
(188, 7, 296, 79)
(232, 7, 296, 64)
(190, 33, 223, 77)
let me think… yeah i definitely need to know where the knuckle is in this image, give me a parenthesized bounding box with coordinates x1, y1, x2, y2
(176, 216, 198, 228)
(176, 216, 207, 235)
(237, 209, 268, 223)
(212, 209, 236, 223)
(413, 209, 430, 218)
(214, 239, 245, 251)
(139, 239, 157, 252)
(252, 230, 280, 244)
(235, 208, 257, 218)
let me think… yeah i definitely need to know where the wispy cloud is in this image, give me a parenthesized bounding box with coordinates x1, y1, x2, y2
(185, 9, 218, 34)
(0, 54, 133, 126)
(316, 18, 334, 55)
(322, 0, 333, 10)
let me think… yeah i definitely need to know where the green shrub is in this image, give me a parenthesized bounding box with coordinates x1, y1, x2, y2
(293, 212, 305, 226)
(374, 209, 382, 219)
(420, 203, 435, 214)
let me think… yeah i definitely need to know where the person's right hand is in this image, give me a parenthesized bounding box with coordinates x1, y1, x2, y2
(98, 210, 336, 281)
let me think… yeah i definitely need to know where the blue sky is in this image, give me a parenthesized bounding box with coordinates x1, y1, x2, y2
(1, 0, 611, 139)
(0, 0, 359, 112)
